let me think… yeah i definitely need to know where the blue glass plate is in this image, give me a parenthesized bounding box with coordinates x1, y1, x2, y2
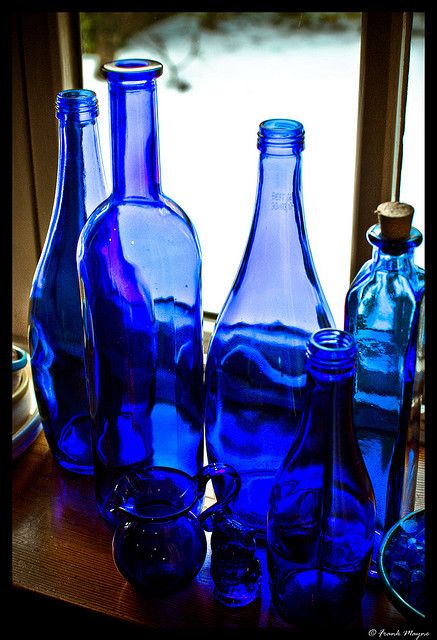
(378, 508, 426, 622)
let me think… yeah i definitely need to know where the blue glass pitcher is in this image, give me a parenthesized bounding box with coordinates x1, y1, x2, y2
(112, 463, 240, 595)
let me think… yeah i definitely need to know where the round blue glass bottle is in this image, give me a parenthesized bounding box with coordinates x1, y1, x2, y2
(205, 119, 334, 539)
(77, 60, 204, 526)
(267, 329, 375, 627)
(29, 89, 108, 474)
(344, 202, 425, 579)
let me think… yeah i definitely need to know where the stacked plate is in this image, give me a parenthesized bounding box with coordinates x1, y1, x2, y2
(12, 345, 42, 460)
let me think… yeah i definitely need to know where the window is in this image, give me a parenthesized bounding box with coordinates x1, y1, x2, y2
(12, 11, 425, 341)
(80, 12, 363, 325)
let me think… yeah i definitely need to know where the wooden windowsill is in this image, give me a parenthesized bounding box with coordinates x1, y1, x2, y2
(11, 430, 425, 633)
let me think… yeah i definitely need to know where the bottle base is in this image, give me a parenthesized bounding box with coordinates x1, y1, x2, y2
(270, 568, 363, 627)
(43, 413, 94, 475)
(54, 455, 94, 475)
(213, 586, 260, 608)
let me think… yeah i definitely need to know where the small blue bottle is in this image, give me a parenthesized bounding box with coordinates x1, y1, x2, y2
(77, 60, 204, 526)
(267, 329, 375, 627)
(29, 90, 108, 474)
(210, 508, 261, 607)
(344, 201, 425, 579)
(205, 119, 334, 539)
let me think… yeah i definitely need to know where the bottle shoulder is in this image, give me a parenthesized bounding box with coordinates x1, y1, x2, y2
(31, 220, 84, 297)
(79, 196, 201, 256)
(345, 265, 424, 338)
(210, 280, 334, 335)
(346, 260, 424, 305)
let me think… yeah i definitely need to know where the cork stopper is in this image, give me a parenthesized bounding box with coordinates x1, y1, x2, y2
(376, 201, 414, 241)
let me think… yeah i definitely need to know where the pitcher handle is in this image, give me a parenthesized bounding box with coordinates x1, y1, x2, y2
(195, 462, 241, 531)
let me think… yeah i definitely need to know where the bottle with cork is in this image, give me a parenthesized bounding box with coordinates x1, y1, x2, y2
(344, 201, 425, 579)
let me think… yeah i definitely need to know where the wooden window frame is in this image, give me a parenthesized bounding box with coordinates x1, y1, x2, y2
(350, 11, 413, 279)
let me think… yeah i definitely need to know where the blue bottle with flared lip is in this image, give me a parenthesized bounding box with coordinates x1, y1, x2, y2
(205, 119, 334, 539)
(267, 329, 375, 627)
(77, 60, 204, 526)
(29, 89, 108, 474)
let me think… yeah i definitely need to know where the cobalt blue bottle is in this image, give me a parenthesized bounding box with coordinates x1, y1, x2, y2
(267, 329, 375, 627)
(344, 202, 425, 579)
(205, 119, 334, 539)
(29, 90, 108, 474)
(77, 60, 203, 526)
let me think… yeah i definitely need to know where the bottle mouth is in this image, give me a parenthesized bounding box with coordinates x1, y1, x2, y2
(56, 89, 98, 120)
(114, 466, 198, 522)
(306, 329, 356, 376)
(257, 119, 305, 152)
(367, 224, 423, 254)
(102, 58, 163, 83)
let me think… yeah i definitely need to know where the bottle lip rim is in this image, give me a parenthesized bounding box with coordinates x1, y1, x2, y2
(115, 466, 198, 522)
(102, 58, 163, 82)
(260, 118, 304, 134)
(306, 329, 356, 372)
(258, 118, 305, 150)
(56, 89, 98, 119)
(367, 223, 423, 251)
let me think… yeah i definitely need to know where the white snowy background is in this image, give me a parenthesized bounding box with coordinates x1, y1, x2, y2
(82, 13, 424, 326)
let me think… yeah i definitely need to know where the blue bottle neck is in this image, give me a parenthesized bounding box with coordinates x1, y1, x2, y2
(301, 330, 359, 454)
(109, 79, 161, 200)
(55, 116, 108, 223)
(225, 139, 334, 327)
(366, 224, 422, 279)
(252, 119, 306, 242)
(238, 150, 313, 285)
(306, 329, 356, 383)
(368, 224, 422, 262)
(256, 149, 302, 212)
(304, 371, 355, 438)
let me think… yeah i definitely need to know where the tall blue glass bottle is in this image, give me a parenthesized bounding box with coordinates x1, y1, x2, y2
(77, 60, 204, 526)
(205, 119, 334, 539)
(29, 90, 108, 474)
(344, 201, 425, 578)
(267, 329, 375, 627)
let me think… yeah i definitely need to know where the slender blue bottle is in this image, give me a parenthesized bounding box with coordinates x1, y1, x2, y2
(29, 90, 108, 474)
(267, 329, 375, 627)
(204, 119, 334, 539)
(77, 60, 204, 526)
(344, 201, 425, 579)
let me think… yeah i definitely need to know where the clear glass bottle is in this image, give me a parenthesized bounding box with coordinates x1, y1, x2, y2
(29, 89, 108, 474)
(344, 201, 425, 578)
(267, 329, 375, 627)
(204, 119, 334, 538)
(77, 59, 204, 526)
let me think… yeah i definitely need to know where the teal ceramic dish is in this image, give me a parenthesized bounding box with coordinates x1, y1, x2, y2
(12, 345, 28, 394)
(12, 344, 42, 458)
(12, 345, 28, 371)
(378, 508, 425, 622)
